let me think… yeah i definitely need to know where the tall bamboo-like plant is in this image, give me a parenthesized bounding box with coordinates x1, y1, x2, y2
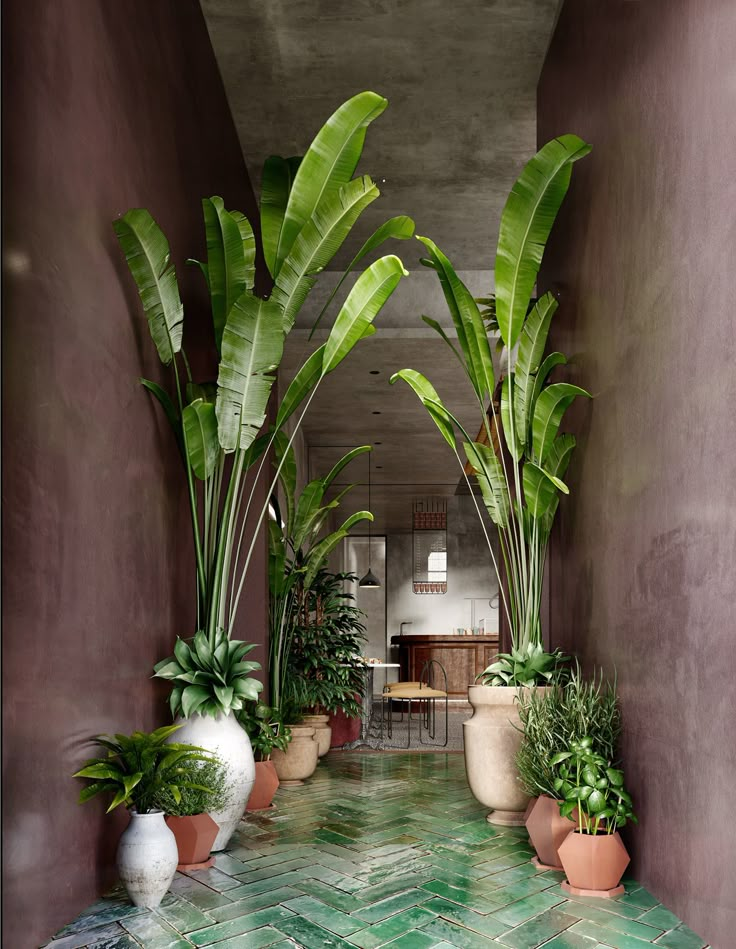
(114, 92, 412, 718)
(391, 136, 591, 685)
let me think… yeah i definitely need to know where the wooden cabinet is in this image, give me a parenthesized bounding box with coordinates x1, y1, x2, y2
(390, 634, 499, 698)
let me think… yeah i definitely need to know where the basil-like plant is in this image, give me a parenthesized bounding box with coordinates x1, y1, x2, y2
(73, 724, 211, 813)
(114, 92, 412, 718)
(551, 736, 637, 834)
(391, 136, 592, 685)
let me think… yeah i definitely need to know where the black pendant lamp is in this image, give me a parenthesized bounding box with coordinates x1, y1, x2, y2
(359, 455, 381, 589)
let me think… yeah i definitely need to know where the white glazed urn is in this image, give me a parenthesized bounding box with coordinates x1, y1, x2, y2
(117, 810, 178, 908)
(463, 685, 547, 826)
(171, 712, 255, 851)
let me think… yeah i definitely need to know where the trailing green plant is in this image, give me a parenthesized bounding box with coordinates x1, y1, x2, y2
(72, 724, 211, 813)
(236, 701, 291, 760)
(479, 642, 568, 687)
(114, 91, 412, 717)
(515, 666, 621, 798)
(391, 136, 592, 684)
(551, 737, 637, 834)
(153, 754, 231, 817)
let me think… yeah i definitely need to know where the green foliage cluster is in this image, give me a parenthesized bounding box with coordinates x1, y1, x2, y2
(552, 737, 637, 834)
(479, 642, 568, 687)
(153, 755, 230, 817)
(237, 702, 291, 760)
(515, 667, 621, 799)
(72, 725, 212, 814)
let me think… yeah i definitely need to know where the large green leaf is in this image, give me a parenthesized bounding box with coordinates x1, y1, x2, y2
(182, 399, 219, 480)
(260, 155, 301, 278)
(203, 197, 249, 354)
(523, 462, 563, 519)
(302, 512, 373, 589)
(322, 445, 371, 492)
(140, 378, 184, 462)
(310, 215, 415, 338)
(275, 344, 325, 431)
(389, 370, 455, 450)
(216, 295, 285, 451)
(323, 255, 407, 373)
(113, 209, 183, 364)
(513, 292, 558, 448)
(531, 382, 591, 464)
(274, 92, 387, 272)
(272, 176, 380, 332)
(418, 236, 495, 404)
(231, 210, 256, 291)
(273, 430, 297, 533)
(495, 135, 591, 349)
(464, 441, 510, 527)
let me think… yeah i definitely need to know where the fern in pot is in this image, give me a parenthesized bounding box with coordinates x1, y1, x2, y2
(391, 135, 592, 824)
(114, 92, 411, 848)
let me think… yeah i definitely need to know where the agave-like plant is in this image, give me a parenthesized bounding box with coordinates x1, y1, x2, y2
(114, 92, 413, 717)
(391, 135, 591, 684)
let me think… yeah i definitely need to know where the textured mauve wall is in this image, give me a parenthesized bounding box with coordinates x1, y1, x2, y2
(1, 2, 267, 946)
(538, 2, 736, 945)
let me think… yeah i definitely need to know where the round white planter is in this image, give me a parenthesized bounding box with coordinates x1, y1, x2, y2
(171, 712, 255, 851)
(117, 810, 178, 908)
(463, 684, 544, 826)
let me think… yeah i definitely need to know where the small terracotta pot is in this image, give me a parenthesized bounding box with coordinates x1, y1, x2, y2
(271, 725, 319, 786)
(301, 714, 332, 757)
(525, 795, 576, 870)
(558, 830, 630, 897)
(246, 760, 280, 811)
(523, 796, 538, 822)
(165, 813, 219, 870)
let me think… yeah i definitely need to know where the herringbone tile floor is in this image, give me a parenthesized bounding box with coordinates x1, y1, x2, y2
(45, 753, 708, 949)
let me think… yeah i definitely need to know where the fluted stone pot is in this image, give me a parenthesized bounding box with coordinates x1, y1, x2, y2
(171, 712, 255, 851)
(463, 685, 549, 826)
(117, 810, 178, 908)
(301, 714, 332, 757)
(271, 724, 319, 786)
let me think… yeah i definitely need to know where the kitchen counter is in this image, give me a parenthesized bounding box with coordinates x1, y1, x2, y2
(389, 633, 499, 697)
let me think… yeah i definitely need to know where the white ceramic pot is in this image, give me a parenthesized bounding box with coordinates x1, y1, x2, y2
(117, 810, 178, 908)
(171, 712, 255, 851)
(463, 685, 547, 826)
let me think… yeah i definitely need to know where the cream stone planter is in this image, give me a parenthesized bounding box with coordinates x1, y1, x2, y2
(117, 810, 178, 908)
(301, 714, 332, 757)
(271, 724, 319, 786)
(463, 684, 545, 826)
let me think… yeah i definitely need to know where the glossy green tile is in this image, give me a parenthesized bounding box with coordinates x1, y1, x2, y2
(153, 894, 218, 934)
(495, 907, 578, 948)
(120, 915, 192, 948)
(347, 905, 438, 948)
(493, 891, 566, 927)
(207, 886, 303, 922)
(282, 895, 363, 935)
(570, 919, 661, 948)
(196, 926, 288, 949)
(422, 897, 507, 938)
(353, 888, 433, 923)
(419, 879, 503, 914)
(638, 906, 683, 930)
(653, 925, 708, 949)
(189, 905, 295, 946)
(44, 923, 131, 948)
(556, 899, 664, 940)
(297, 878, 369, 913)
(534, 933, 599, 948)
(275, 914, 360, 948)
(419, 915, 500, 947)
(380, 931, 440, 948)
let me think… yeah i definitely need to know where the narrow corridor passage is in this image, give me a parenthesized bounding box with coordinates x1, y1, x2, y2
(46, 754, 707, 949)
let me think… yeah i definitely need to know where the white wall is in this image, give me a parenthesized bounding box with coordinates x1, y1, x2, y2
(344, 535, 388, 695)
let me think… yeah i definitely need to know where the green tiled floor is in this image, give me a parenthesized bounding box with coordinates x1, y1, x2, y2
(45, 753, 709, 949)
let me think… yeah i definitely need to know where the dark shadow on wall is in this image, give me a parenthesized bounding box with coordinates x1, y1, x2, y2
(1, 2, 267, 946)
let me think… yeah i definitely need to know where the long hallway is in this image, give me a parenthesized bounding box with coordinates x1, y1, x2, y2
(45, 754, 707, 949)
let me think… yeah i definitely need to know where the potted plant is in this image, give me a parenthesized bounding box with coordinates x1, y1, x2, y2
(517, 668, 621, 869)
(115, 91, 411, 846)
(154, 755, 230, 870)
(73, 725, 210, 908)
(391, 134, 592, 824)
(552, 737, 637, 897)
(238, 702, 290, 810)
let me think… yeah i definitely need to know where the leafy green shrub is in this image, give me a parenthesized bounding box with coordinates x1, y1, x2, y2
(552, 737, 637, 834)
(237, 702, 291, 760)
(153, 755, 230, 817)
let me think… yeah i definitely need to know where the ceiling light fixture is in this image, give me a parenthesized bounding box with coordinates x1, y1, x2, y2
(359, 453, 381, 589)
(372, 411, 381, 415)
(370, 370, 380, 375)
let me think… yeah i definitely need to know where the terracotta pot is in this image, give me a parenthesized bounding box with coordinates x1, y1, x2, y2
(329, 705, 362, 747)
(523, 796, 538, 822)
(271, 725, 319, 786)
(558, 830, 630, 897)
(463, 685, 549, 825)
(165, 813, 219, 870)
(301, 714, 332, 757)
(526, 795, 576, 870)
(246, 760, 280, 811)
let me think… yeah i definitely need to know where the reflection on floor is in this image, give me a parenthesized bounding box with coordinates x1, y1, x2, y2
(45, 753, 708, 949)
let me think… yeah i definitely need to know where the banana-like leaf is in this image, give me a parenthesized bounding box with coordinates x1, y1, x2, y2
(418, 236, 495, 403)
(421, 315, 465, 369)
(275, 346, 324, 433)
(530, 351, 567, 415)
(464, 441, 510, 527)
(495, 135, 591, 349)
(322, 445, 371, 492)
(292, 479, 325, 549)
(513, 292, 558, 447)
(323, 255, 407, 373)
(113, 209, 183, 364)
(182, 399, 219, 480)
(310, 214, 415, 338)
(274, 91, 387, 272)
(273, 176, 380, 333)
(501, 376, 519, 459)
(140, 378, 184, 462)
(523, 462, 563, 519)
(215, 294, 285, 451)
(302, 512, 373, 590)
(389, 369, 455, 449)
(203, 197, 250, 353)
(532, 382, 591, 464)
(273, 430, 297, 533)
(545, 433, 577, 480)
(231, 210, 256, 291)
(260, 155, 301, 278)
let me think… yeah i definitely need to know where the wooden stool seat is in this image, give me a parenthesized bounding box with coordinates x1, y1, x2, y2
(380, 660, 449, 748)
(385, 686, 447, 699)
(385, 681, 420, 691)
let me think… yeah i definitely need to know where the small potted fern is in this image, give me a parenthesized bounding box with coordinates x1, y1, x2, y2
(238, 702, 290, 810)
(154, 755, 230, 870)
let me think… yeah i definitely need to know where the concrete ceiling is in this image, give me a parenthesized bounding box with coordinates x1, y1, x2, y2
(201, 0, 559, 532)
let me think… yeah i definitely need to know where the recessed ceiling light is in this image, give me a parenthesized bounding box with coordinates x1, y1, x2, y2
(376, 465, 383, 469)
(375, 441, 382, 445)
(370, 370, 380, 375)
(372, 411, 381, 415)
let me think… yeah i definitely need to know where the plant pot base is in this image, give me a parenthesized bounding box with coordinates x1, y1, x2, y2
(486, 809, 527, 826)
(279, 779, 305, 787)
(177, 856, 215, 872)
(532, 856, 563, 871)
(247, 802, 277, 812)
(562, 880, 624, 898)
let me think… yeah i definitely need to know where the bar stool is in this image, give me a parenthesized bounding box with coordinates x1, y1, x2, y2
(381, 660, 448, 748)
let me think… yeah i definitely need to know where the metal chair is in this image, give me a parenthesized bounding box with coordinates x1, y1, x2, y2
(380, 660, 448, 748)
